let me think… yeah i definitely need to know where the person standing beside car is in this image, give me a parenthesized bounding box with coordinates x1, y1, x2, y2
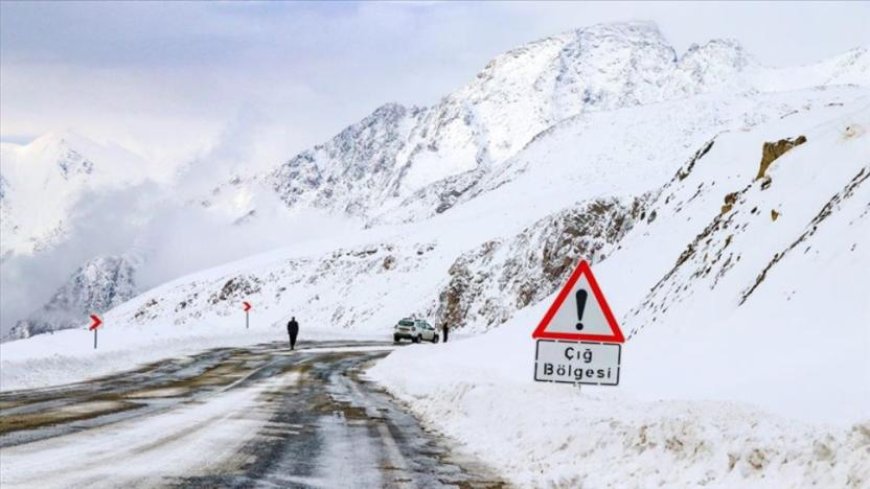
(442, 323, 449, 343)
(287, 316, 299, 350)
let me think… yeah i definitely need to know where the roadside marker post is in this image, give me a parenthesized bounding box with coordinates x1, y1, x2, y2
(243, 301, 252, 329)
(89, 314, 103, 350)
(532, 260, 625, 387)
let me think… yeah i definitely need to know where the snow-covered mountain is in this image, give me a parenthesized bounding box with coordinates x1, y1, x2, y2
(260, 22, 868, 223)
(66, 87, 868, 341)
(5, 254, 140, 340)
(0, 132, 151, 258)
(0, 130, 293, 338)
(0, 133, 161, 339)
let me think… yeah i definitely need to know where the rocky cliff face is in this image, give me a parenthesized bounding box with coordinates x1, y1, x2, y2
(270, 103, 426, 214)
(430, 196, 649, 331)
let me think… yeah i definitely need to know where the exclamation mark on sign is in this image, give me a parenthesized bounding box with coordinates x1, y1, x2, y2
(575, 289, 588, 331)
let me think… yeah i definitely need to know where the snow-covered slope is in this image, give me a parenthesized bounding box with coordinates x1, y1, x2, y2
(405, 96, 870, 419)
(369, 102, 870, 487)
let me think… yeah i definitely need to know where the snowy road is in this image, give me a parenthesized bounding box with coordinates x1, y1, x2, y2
(0, 340, 506, 488)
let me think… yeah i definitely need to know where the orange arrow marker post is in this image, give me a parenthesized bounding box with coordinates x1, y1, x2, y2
(89, 314, 103, 349)
(243, 301, 252, 329)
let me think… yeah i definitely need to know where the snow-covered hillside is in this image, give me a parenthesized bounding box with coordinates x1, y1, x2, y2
(4, 85, 866, 374)
(369, 102, 870, 487)
(12, 88, 855, 343)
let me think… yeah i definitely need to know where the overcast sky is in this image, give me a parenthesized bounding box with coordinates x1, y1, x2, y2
(2, 1, 868, 171)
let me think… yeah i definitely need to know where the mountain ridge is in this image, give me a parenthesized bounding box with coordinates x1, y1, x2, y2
(260, 21, 867, 222)
(2, 21, 868, 342)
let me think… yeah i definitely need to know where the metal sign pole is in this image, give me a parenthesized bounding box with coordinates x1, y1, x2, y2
(246, 311, 249, 329)
(88, 314, 102, 350)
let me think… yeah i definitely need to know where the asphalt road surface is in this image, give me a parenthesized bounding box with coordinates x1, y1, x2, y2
(0, 340, 507, 489)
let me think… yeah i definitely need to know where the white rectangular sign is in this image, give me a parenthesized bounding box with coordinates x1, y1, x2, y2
(534, 340, 621, 386)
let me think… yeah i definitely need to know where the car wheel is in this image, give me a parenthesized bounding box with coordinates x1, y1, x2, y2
(432, 335, 439, 343)
(394, 335, 401, 343)
(413, 335, 421, 343)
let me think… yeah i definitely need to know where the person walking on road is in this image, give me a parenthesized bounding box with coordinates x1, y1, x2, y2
(287, 316, 299, 350)
(442, 323, 449, 343)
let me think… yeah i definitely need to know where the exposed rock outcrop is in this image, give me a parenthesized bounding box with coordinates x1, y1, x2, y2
(433, 196, 649, 331)
(756, 136, 807, 180)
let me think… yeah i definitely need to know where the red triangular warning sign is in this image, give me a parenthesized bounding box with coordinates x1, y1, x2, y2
(532, 260, 624, 343)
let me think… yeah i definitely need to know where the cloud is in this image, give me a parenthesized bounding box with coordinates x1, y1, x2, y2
(0, 181, 161, 334)
(0, 113, 357, 335)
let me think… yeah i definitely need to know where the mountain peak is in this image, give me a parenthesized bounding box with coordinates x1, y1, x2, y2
(370, 102, 409, 117)
(573, 20, 665, 39)
(28, 130, 96, 153)
(683, 38, 750, 65)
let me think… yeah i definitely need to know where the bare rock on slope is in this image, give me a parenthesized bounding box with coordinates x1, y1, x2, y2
(756, 135, 807, 180)
(434, 196, 648, 331)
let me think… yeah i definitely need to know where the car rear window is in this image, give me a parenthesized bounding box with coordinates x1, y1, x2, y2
(399, 320, 415, 327)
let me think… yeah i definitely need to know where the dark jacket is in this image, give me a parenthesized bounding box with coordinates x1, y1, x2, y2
(287, 320, 299, 335)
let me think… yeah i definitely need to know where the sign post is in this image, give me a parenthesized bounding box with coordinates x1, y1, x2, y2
(243, 301, 252, 329)
(532, 260, 625, 387)
(89, 314, 103, 349)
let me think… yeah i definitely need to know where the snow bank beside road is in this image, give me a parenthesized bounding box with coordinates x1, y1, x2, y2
(368, 316, 870, 488)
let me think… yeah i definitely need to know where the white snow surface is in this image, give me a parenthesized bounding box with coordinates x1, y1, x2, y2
(367, 94, 870, 487)
(2, 22, 869, 488)
(369, 322, 869, 488)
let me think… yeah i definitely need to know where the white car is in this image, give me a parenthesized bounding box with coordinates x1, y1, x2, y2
(393, 318, 440, 344)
